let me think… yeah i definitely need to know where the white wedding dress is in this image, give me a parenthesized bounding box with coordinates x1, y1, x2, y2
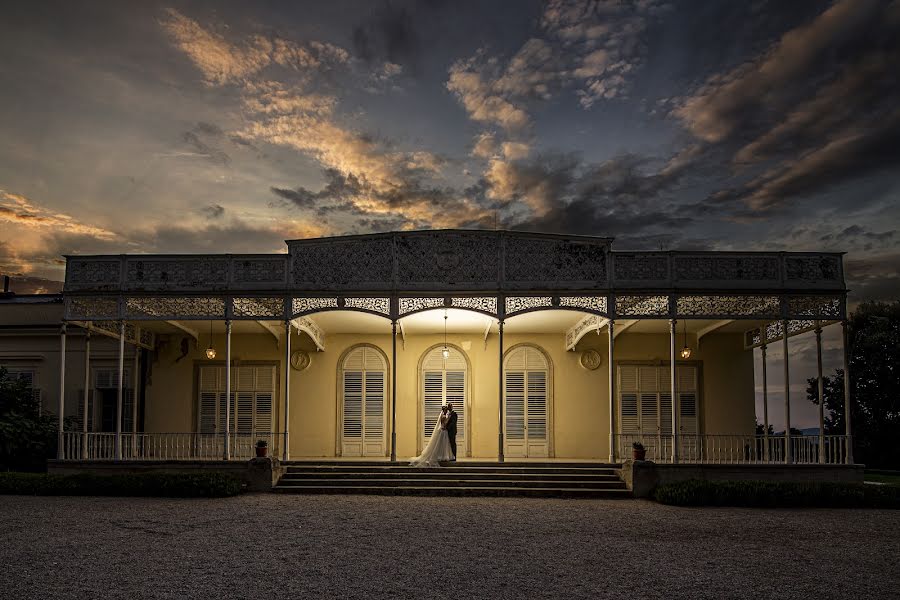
(409, 413, 454, 467)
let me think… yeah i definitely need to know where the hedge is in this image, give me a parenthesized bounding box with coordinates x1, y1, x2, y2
(0, 471, 242, 497)
(652, 479, 900, 509)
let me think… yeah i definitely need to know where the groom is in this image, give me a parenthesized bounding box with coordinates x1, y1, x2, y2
(445, 403, 458, 460)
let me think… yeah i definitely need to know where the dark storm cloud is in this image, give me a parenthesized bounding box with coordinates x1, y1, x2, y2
(351, 1, 441, 73)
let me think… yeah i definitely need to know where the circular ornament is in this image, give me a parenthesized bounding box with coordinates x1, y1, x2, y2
(290, 350, 311, 371)
(579, 349, 602, 370)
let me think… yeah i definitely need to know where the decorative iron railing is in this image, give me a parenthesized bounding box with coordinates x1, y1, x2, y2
(614, 433, 851, 465)
(60, 432, 286, 461)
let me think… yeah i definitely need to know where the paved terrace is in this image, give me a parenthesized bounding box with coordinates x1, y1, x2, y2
(2, 495, 897, 599)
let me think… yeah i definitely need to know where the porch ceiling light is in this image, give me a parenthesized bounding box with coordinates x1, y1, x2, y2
(205, 320, 217, 360)
(442, 310, 450, 360)
(680, 319, 692, 359)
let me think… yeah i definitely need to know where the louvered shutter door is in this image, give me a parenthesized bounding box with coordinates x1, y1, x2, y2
(639, 366, 658, 438)
(76, 390, 94, 432)
(198, 366, 221, 434)
(343, 370, 363, 456)
(341, 347, 386, 457)
(421, 347, 467, 455)
(526, 370, 548, 456)
(618, 365, 639, 435)
(254, 366, 275, 436)
(422, 371, 443, 449)
(362, 348, 386, 455)
(505, 371, 526, 457)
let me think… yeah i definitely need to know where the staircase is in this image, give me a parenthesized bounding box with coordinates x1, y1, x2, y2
(274, 461, 630, 498)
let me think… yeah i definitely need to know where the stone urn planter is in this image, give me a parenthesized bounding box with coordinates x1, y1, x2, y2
(255, 440, 268, 458)
(632, 441, 646, 461)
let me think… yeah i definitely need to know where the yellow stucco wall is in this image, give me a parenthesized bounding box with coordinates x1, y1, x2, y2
(143, 328, 755, 459)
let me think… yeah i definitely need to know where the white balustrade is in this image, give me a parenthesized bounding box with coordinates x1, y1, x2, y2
(60, 432, 286, 461)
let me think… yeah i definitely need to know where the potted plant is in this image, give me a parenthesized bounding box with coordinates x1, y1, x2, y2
(632, 441, 646, 461)
(255, 439, 268, 458)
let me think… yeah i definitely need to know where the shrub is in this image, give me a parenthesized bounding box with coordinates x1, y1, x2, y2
(652, 479, 900, 509)
(0, 471, 243, 497)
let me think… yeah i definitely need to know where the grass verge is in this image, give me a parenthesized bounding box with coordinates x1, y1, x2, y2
(0, 471, 242, 497)
(652, 479, 900, 508)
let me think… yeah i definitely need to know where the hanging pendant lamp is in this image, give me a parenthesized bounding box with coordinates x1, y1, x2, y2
(680, 319, 692, 359)
(205, 320, 217, 359)
(442, 310, 450, 360)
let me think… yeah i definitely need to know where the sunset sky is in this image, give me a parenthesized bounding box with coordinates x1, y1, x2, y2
(1, 0, 897, 428)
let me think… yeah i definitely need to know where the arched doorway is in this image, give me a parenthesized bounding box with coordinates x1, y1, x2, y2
(338, 344, 388, 457)
(504, 344, 552, 458)
(419, 344, 469, 457)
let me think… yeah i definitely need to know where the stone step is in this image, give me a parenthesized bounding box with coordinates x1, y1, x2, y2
(279, 471, 623, 482)
(283, 460, 621, 468)
(275, 477, 628, 489)
(272, 485, 632, 498)
(285, 466, 620, 476)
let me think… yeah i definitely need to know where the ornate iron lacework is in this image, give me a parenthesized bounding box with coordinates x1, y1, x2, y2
(399, 297, 444, 315)
(558, 296, 607, 314)
(784, 256, 841, 282)
(451, 297, 498, 315)
(67, 297, 120, 320)
(232, 258, 286, 284)
(292, 297, 339, 314)
(565, 314, 606, 350)
(291, 238, 393, 288)
(787, 296, 842, 318)
(503, 237, 607, 283)
(396, 232, 500, 284)
(92, 320, 121, 337)
(139, 328, 155, 348)
(344, 297, 390, 315)
(615, 295, 670, 317)
(676, 295, 781, 318)
(233, 297, 286, 319)
(292, 316, 324, 350)
(125, 258, 230, 290)
(123, 296, 226, 319)
(613, 254, 668, 281)
(67, 259, 122, 290)
(505, 296, 553, 315)
(673, 255, 779, 281)
(745, 319, 820, 348)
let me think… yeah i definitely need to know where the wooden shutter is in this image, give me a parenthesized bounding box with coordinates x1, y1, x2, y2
(504, 346, 549, 458)
(76, 390, 94, 432)
(526, 370, 548, 455)
(341, 347, 385, 457)
(618, 365, 640, 435)
(677, 365, 698, 435)
(505, 371, 526, 455)
(254, 366, 275, 435)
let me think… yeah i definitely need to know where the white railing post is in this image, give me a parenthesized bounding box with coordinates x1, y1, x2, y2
(782, 319, 791, 464)
(82, 330, 90, 460)
(223, 319, 232, 461)
(115, 320, 125, 460)
(841, 320, 854, 464)
(608, 320, 615, 463)
(283, 319, 291, 462)
(57, 324, 67, 459)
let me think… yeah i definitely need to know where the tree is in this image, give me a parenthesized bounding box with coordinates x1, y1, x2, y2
(807, 301, 900, 468)
(0, 367, 64, 471)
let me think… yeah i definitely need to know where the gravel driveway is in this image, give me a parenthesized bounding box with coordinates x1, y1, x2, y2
(1, 494, 898, 599)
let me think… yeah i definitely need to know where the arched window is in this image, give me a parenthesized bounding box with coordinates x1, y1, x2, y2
(504, 345, 551, 458)
(339, 345, 387, 457)
(420, 346, 467, 456)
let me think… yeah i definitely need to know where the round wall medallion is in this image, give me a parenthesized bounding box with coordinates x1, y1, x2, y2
(290, 350, 311, 371)
(579, 349, 602, 370)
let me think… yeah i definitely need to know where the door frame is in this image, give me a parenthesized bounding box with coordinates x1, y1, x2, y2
(334, 343, 391, 457)
(416, 343, 472, 457)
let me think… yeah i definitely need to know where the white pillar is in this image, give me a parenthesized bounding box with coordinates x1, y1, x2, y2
(283, 320, 291, 462)
(115, 320, 125, 460)
(815, 325, 825, 464)
(391, 320, 397, 462)
(783, 319, 791, 464)
(132, 346, 140, 458)
(57, 324, 67, 460)
(498, 320, 504, 463)
(841, 320, 854, 464)
(82, 331, 91, 459)
(608, 320, 616, 463)
(224, 319, 232, 461)
(669, 318, 679, 464)
(761, 341, 769, 462)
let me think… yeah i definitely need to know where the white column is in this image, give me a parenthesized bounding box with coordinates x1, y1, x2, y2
(815, 325, 825, 463)
(57, 324, 67, 460)
(391, 320, 397, 462)
(842, 320, 854, 464)
(132, 346, 140, 458)
(783, 319, 791, 464)
(115, 320, 125, 460)
(608, 320, 616, 463)
(498, 320, 504, 463)
(224, 319, 232, 461)
(283, 320, 291, 462)
(82, 330, 91, 459)
(761, 341, 769, 462)
(669, 319, 679, 464)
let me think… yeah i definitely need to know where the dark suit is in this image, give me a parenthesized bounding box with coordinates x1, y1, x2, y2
(446, 409, 458, 458)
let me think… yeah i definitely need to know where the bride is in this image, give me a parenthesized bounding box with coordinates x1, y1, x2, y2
(410, 405, 455, 467)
